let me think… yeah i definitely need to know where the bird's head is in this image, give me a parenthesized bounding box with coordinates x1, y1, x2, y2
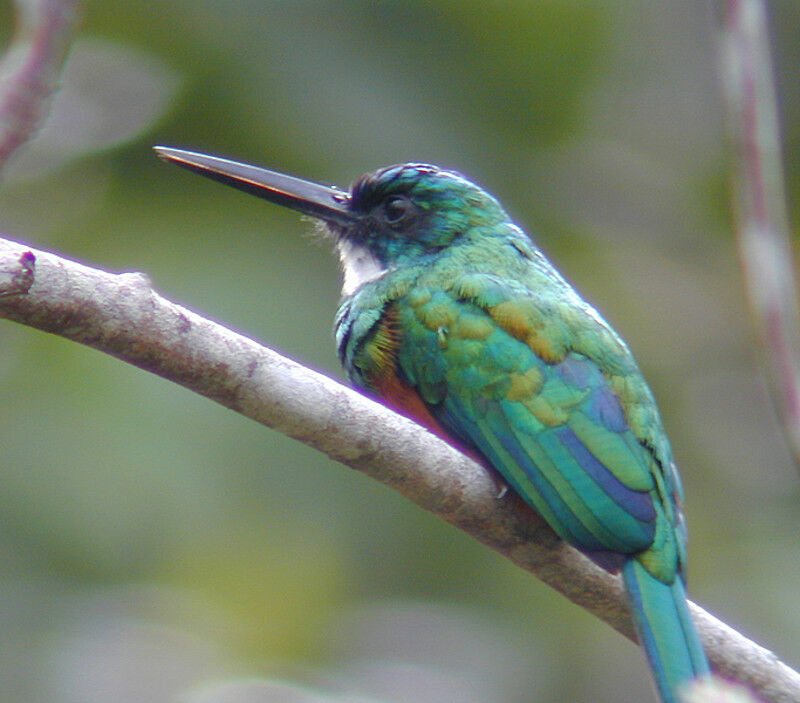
(342, 162, 507, 261)
(154, 148, 510, 294)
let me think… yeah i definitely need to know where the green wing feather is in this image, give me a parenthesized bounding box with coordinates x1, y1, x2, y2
(388, 274, 684, 581)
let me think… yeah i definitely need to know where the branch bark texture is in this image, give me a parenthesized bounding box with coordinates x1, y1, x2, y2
(0, 237, 797, 703)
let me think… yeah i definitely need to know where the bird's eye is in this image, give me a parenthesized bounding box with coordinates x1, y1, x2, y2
(381, 195, 415, 225)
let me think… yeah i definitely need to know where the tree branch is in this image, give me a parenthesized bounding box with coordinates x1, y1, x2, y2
(720, 0, 800, 471)
(0, 0, 79, 171)
(0, 236, 797, 703)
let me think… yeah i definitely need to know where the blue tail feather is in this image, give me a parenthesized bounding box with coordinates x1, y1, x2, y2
(622, 559, 709, 703)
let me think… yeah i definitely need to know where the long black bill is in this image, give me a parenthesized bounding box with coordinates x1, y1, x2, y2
(154, 146, 355, 227)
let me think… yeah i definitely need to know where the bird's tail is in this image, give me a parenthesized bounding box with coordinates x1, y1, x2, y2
(622, 558, 709, 703)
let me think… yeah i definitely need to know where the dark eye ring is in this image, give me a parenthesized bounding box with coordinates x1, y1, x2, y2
(382, 195, 414, 225)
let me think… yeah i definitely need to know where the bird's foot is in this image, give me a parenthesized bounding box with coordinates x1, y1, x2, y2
(492, 475, 510, 500)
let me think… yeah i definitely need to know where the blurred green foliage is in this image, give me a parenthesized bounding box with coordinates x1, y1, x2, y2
(0, 2, 798, 702)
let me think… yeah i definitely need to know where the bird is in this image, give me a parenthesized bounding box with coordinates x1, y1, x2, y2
(155, 146, 710, 703)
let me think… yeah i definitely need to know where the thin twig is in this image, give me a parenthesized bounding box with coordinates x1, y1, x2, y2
(0, 237, 797, 703)
(0, 0, 79, 170)
(721, 0, 800, 470)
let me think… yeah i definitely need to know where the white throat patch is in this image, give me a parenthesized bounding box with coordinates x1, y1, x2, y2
(337, 239, 387, 296)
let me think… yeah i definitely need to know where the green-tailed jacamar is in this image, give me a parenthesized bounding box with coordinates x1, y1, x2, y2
(155, 147, 710, 703)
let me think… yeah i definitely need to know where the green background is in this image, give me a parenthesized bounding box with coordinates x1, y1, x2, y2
(0, 2, 798, 702)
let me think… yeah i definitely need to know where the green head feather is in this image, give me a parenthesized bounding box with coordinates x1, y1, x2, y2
(336, 163, 510, 267)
